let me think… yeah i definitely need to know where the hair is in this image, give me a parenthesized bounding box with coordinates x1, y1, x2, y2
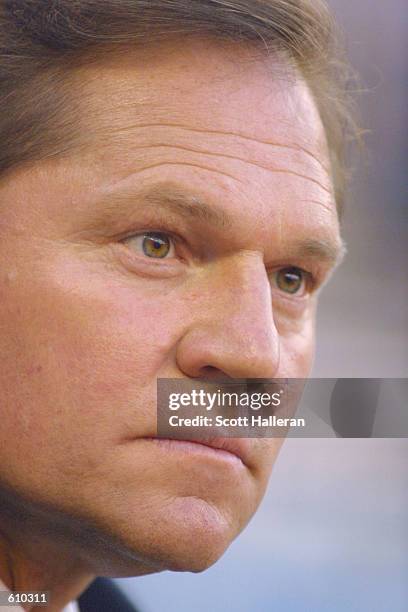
(0, 0, 357, 213)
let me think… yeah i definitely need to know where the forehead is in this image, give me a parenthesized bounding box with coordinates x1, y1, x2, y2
(74, 39, 330, 183)
(62, 38, 337, 234)
(79, 38, 323, 136)
(2, 37, 339, 255)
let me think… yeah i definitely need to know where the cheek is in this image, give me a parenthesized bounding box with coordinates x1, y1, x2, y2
(0, 256, 188, 481)
(277, 303, 317, 377)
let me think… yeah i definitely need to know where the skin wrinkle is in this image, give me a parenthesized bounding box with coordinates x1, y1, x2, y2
(111, 141, 333, 197)
(299, 199, 337, 214)
(103, 121, 331, 175)
(120, 161, 244, 184)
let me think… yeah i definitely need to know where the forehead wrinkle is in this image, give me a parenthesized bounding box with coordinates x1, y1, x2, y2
(103, 120, 330, 176)
(116, 141, 333, 198)
(298, 199, 337, 216)
(128, 161, 243, 184)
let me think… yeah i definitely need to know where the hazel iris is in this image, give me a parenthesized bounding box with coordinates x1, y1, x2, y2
(142, 232, 171, 258)
(276, 267, 305, 294)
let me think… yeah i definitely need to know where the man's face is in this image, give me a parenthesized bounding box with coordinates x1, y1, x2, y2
(0, 39, 341, 575)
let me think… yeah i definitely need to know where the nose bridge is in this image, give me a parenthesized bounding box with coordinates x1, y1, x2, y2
(177, 252, 280, 379)
(211, 251, 273, 333)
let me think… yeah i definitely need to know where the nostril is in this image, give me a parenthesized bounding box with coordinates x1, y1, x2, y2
(199, 365, 228, 380)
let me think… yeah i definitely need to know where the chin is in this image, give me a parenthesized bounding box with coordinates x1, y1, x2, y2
(149, 495, 238, 573)
(85, 493, 243, 577)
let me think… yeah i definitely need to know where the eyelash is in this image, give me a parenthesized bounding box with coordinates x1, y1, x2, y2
(118, 230, 319, 296)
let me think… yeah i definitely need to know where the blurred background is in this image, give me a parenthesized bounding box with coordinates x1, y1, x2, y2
(116, 1, 408, 609)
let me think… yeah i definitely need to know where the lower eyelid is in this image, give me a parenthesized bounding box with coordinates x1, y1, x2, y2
(272, 291, 310, 313)
(109, 242, 186, 278)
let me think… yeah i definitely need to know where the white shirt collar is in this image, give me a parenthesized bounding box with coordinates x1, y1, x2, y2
(63, 601, 80, 612)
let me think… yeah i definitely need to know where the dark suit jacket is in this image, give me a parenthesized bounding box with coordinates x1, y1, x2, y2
(78, 578, 140, 612)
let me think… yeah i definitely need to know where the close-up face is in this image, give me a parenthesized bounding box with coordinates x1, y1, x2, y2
(0, 38, 342, 577)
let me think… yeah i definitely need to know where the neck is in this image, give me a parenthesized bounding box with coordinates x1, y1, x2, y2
(0, 529, 94, 612)
(0, 484, 160, 610)
(0, 490, 95, 612)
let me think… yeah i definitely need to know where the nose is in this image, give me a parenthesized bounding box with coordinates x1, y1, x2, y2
(176, 252, 280, 380)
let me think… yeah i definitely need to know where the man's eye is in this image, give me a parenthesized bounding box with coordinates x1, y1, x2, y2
(122, 232, 176, 259)
(273, 267, 309, 296)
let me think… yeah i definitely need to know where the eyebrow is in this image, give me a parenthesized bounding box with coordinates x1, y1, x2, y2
(142, 185, 229, 229)
(97, 182, 345, 266)
(95, 183, 229, 231)
(292, 237, 347, 266)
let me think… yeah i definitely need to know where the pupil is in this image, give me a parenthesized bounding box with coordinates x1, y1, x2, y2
(278, 268, 302, 294)
(143, 233, 169, 258)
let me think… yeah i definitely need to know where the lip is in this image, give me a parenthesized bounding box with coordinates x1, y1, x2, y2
(143, 436, 253, 467)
